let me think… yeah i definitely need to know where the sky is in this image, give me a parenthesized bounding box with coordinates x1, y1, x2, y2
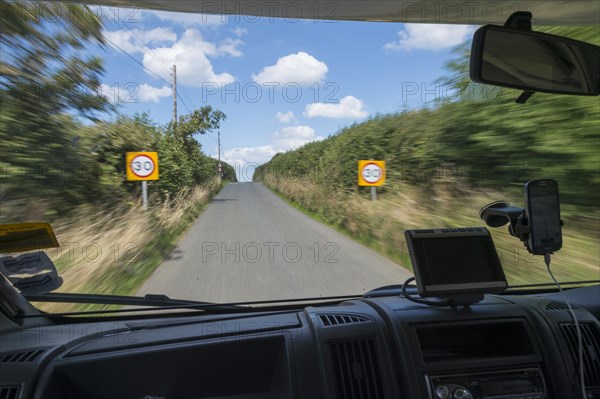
(95, 7, 474, 181)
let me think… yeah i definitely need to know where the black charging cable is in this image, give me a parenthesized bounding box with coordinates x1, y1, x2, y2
(401, 277, 450, 307)
(544, 253, 586, 399)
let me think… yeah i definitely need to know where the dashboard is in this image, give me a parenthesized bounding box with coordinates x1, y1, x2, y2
(0, 285, 599, 399)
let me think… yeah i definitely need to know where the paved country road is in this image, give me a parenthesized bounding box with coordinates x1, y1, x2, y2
(136, 182, 412, 303)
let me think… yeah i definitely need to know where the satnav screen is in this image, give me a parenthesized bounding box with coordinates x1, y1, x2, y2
(410, 235, 505, 286)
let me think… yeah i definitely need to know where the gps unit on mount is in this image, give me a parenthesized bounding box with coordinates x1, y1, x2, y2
(405, 227, 508, 304)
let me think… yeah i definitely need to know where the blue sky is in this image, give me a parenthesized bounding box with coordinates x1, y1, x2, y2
(97, 8, 473, 181)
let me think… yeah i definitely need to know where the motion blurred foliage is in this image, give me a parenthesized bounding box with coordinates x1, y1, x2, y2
(254, 26, 600, 282)
(255, 26, 600, 209)
(0, 1, 235, 221)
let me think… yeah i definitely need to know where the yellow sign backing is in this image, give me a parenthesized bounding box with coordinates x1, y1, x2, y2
(126, 152, 159, 181)
(358, 160, 386, 186)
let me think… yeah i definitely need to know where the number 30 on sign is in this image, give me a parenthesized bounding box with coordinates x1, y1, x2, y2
(358, 160, 385, 186)
(126, 152, 159, 181)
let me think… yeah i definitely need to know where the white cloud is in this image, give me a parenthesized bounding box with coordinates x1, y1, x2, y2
(232, 27, 248, 37)
(142, 10, 227, 26)
(304, 96, 368, 119)
(218, 125, 324, 181)
(275, 111, 297, 123)
(99, 83, 124, 104)
(222, 146, 277, 168)
(217, 37, 244, 57)
(136, 27, 178, 45)
(252, 52, 328, 85)
(104, 28, 240, 88)
(142, 29, 235, 87)
(219, 146, 276, 182)
(138, 84, 171, 102)
(272, 125, 323, 149)
(384, 24, 472, 52)
(104, 27, 176, 54)
(99, 83, 171, 104)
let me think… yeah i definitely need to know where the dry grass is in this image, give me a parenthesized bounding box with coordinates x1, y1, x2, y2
(34, 179, 221, 312)
(265, 175, 600, 286)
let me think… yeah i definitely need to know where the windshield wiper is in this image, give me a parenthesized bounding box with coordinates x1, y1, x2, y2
(19, 293, 362, 318)
(24, 292, 228, 308)
(363, 280, 600, 298)
(506, 280, 600, 289)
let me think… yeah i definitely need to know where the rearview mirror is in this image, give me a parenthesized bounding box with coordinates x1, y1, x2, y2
(470, 25, 600, 96)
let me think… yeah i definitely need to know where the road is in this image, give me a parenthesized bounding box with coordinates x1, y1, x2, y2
(136, 183, 412, 303)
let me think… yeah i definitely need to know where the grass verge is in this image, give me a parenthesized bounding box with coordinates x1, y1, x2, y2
(33, 179, 223, 313)
(260, 175, 600, 287)
(270, 188, 411, 267)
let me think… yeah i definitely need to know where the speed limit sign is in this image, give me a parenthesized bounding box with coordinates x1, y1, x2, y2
(126, 152, 159, 181)
(358, 160, 385, 186)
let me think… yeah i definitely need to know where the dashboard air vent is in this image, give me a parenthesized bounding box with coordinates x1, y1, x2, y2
(546, 301, 579, 310)
(330, 338, 384, 399)
(320, 314, 369, 327)
(0, 348, 47, 363)
(560, 323, 600, 388)
(0, 386, 21, 399)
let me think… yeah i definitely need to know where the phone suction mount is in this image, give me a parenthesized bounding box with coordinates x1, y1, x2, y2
(479, 201, 532, 252)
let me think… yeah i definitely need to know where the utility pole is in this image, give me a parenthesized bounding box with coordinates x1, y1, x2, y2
(370, 158, 377, 201)
(217, 130, 223, 177)
(171, 64, 177, 124)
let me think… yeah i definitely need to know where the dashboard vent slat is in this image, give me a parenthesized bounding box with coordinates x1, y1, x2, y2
(0, 348, 47, 363)
(560, 323, 600, 389)
(546, 301, 579, 310)
(319, 314, 369, 327)
(330, 339, 384, 399)
(0, 386, 21, 399)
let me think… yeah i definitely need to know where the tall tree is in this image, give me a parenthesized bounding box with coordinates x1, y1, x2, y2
(0, 1, 110, 206)
(171, 106, 227, 185)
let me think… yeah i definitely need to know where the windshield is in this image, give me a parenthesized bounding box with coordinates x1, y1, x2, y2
(1, 2, 598, 313)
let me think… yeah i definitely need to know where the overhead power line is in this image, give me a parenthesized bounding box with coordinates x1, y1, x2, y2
(104, 36, 171, 88)
(115, 22, 203, 117)
(105, 22, 220, 146)
(176, 90, 192, 114)
(179, 84, 197, 109)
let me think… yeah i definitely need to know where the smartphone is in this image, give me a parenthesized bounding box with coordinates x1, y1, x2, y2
(524, 179, 562, 254)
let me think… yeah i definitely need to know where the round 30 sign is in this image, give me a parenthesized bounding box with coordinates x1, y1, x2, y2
(126, 152, 159, 181)
(358, 160, 386, 186)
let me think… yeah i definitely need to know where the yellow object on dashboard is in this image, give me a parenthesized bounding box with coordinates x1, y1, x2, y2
(0, 222, 59, 253)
